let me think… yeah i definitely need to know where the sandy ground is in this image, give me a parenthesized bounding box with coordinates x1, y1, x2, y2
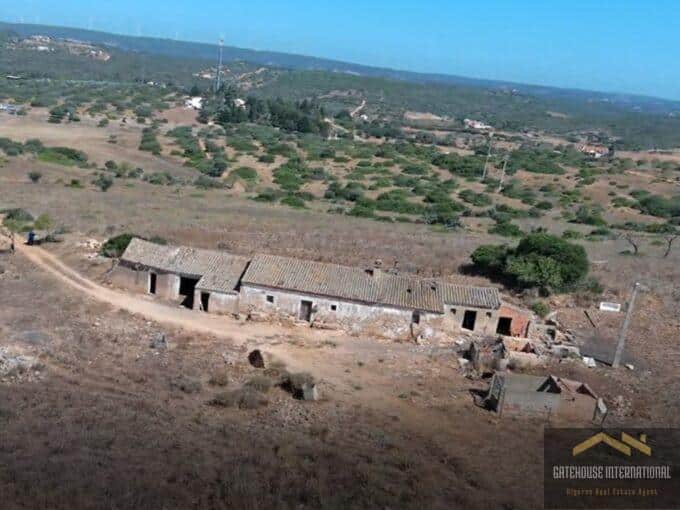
(0, 239, 553, 509)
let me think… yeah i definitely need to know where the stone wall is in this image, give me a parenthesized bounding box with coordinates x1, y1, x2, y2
(239, 284, 442, 340)
(441, 304, 499, 336)
(109, 263, 179, 300)
(110, 264, 147, 293)
(193, 289, 240, 315)
(498, 304, 533, 337)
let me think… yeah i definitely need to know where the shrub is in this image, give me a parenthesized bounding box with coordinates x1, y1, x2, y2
(470, 244, 509, 274)
(471, 233, 589, 293)
(93, 174, 114, 192)
(193, 175, 222, 189)
(252, 188, 280, 202)
(561, 229, 583, 240)
(489, 221, 523, 238)
(38, 147, 88, 167)
(33, 214, 51, 230)
(28, 171, 42, 183)
(459, 189, 493, 207)
(138, 127, 162, 155)
(100, 233, 135, 258)
(280, 195, 307, 208)
(1, 208, 34, 222)
(573, 205, 607, 226)
(531, 301, 550, 318)
(231, 166, 258, 181)
(23, 139, 44, 153)
(0, 137, 24, 156)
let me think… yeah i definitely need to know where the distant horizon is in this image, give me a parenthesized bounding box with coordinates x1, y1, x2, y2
(2, 1, 679, 101)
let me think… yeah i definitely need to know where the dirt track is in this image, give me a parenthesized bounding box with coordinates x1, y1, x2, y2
(9, 238, 289, 344)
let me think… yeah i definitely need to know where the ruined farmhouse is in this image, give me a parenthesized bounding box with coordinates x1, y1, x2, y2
(112, 238, 532, 340)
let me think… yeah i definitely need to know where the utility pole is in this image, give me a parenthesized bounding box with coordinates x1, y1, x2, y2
(498, 157, 508, 193)
(481, 133, 493, 181)
(612, 282, 640, 368)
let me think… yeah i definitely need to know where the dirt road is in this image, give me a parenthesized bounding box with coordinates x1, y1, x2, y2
(10, 239, 291, 344)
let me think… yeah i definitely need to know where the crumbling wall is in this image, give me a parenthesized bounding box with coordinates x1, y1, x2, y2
(498, 304, 532, 337)
(441, 304, 499, 335)
(502, 391, 561, 418)
(193, 290, 239, 315)
(110, 264, 148, 293)
(240, 285, 441, 340)
(109, 263, 179, 300)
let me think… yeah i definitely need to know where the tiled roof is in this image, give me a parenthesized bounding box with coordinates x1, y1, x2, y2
(242, 254, 500, 313)
(241, 254, 382, 305)
(439, 283, 501, 310)
(122, 239, 502, 312)
(378, 274, 443, 314)
(121, 238, 249, 293)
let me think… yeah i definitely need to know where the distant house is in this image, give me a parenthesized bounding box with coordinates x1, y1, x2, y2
(578, 144, 610, 159)
(0, 103, 20, 115)
(464, 118, 493, 131)
(113, 239, 521, 340)
(485, 373, 605, 421)
(184, 97, 203, 110)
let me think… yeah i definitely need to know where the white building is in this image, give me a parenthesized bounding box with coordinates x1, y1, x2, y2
(185, 97, 204, 110)
(112, 239, 524, 341)
(464, 118, 493, 131)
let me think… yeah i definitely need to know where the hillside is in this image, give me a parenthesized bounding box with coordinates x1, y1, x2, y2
(2, 21, 680, 150)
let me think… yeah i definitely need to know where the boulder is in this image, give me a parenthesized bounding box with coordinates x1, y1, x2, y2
(149, 332, 168, 349)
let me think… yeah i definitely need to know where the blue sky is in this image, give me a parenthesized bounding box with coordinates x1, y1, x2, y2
(4, 1, 679, 100)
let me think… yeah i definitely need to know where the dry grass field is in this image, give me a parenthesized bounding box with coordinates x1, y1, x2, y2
(2, 102, 680, 509)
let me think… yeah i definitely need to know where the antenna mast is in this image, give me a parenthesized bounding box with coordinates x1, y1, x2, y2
(214, 37, 224, 93)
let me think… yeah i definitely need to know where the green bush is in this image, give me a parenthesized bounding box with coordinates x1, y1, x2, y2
(38, 147, 88, 167)
(561, 229, 583, 240)
(231, 166, 258, 181)
(33, 213, 51, 230)
(193, 175, 222, 189)
(471, 233, 589, 293)
(459, 189, 493, 207)
(28, 171, 42, 183)
(280, 195, 307, 208)
(531, 301, 550, 318)
(100, 234, 166, 258)
(100, 234, 135, 258)
(489, 221, 523, 237)
(93, 174, 114, 192)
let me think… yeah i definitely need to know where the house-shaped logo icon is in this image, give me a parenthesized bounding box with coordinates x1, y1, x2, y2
(573, 432, 652, 457)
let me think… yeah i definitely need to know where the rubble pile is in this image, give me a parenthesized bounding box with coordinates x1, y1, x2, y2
(0, 347, 44, 382)
(459, 319, 582, 377)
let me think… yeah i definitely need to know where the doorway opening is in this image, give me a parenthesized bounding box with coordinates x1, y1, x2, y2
(496, 317, 512, 336)
(411, 311, 421, 325)
(179, 276, 199, 309)
(200, 292, 210, 312)
(299, 300, 313, 322)
(149, 273, 157, 295)
(462, 310, 477, 331)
